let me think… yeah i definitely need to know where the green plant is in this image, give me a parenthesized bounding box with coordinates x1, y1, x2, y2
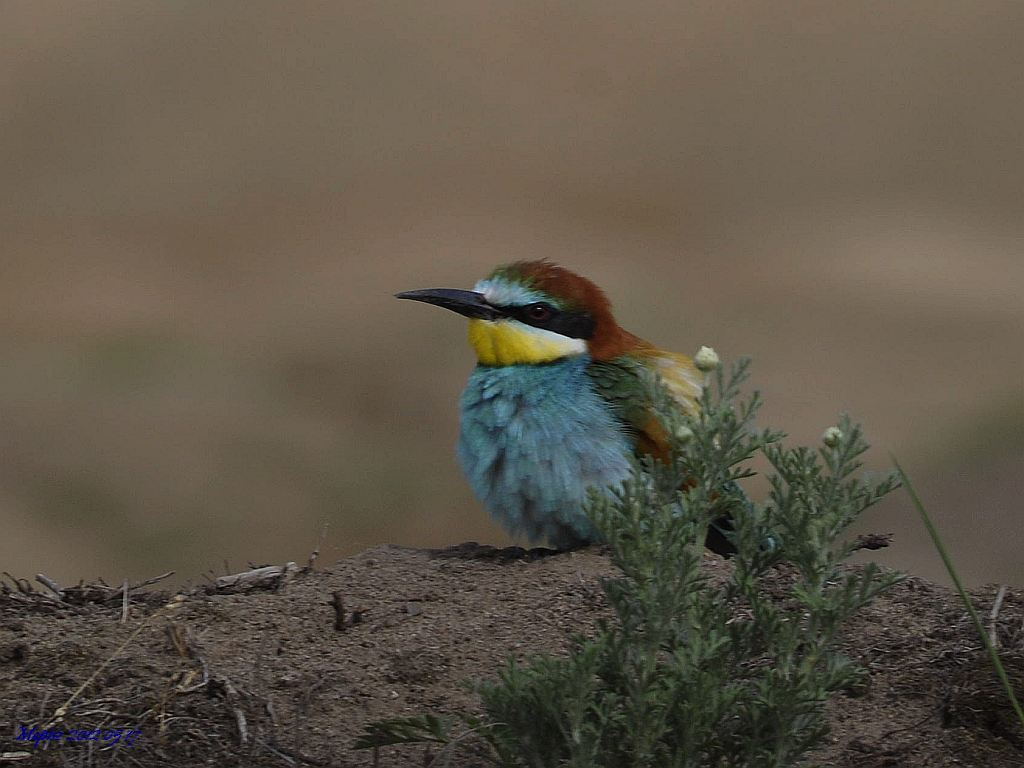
(359, 359, 903, 766)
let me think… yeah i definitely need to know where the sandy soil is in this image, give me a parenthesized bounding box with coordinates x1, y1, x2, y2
(1, 544, 1021, 767)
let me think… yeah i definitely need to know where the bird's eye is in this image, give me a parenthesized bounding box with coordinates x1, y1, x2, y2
(525, 303, 552, 321)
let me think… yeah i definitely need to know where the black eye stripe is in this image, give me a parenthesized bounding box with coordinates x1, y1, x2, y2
(504, 303, 595, 340)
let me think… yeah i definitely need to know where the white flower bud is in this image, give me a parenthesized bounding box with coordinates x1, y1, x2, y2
(674, 425, 694, 444)
(822, 426, 843, 448)
(694, 346, 719, 372)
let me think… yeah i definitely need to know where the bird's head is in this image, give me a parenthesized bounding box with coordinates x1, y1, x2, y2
(397, 261, 643, 365)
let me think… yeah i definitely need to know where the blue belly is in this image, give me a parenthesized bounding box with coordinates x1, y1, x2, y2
(457, 356, 633, 549)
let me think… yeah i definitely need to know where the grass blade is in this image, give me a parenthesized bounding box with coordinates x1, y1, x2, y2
(894, 458, 1024, 729)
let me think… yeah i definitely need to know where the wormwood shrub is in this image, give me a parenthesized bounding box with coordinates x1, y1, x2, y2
(358, 359, 902, 767)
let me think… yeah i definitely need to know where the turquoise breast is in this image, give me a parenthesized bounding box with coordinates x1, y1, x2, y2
(457, 356, 633, 549)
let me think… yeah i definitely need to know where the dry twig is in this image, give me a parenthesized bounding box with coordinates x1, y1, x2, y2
(306, 521, 330, 571)
(35, 573, 63, 599)
(121, 579, 130, 624)
(214, 563, 298, 592)
(989, 585, 1008, 648)
(852, 533, 892, 551)
(331, 591, 346, 631)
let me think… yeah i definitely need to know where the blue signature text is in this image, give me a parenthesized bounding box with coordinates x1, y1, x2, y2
(16, 725, 141, 747)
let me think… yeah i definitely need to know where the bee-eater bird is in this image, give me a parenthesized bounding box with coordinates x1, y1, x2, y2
(397, 260, 734, 555)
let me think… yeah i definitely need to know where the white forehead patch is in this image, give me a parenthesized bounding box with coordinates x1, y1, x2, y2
(473, 276, 546, 308)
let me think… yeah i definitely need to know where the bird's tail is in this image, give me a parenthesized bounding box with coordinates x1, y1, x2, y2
(704, 513, 738, 557)
(703, 480, 774, 558)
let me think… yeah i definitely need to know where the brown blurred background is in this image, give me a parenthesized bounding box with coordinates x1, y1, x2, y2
(1, 2, 1021, 588)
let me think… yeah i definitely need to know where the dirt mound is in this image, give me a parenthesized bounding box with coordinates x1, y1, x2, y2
(2, 545, 1021, 766)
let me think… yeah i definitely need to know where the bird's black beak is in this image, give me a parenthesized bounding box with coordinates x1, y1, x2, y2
(395, 288, 503, 321)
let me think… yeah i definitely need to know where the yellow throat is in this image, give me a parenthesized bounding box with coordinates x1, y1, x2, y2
(468, 319, 586, 366)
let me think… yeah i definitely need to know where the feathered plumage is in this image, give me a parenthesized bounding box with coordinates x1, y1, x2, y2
(396, 260, 727, 552)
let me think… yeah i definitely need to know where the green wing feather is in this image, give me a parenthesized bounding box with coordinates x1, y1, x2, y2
(588, 349, 743, 556)
(587, 350, 703, 462)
